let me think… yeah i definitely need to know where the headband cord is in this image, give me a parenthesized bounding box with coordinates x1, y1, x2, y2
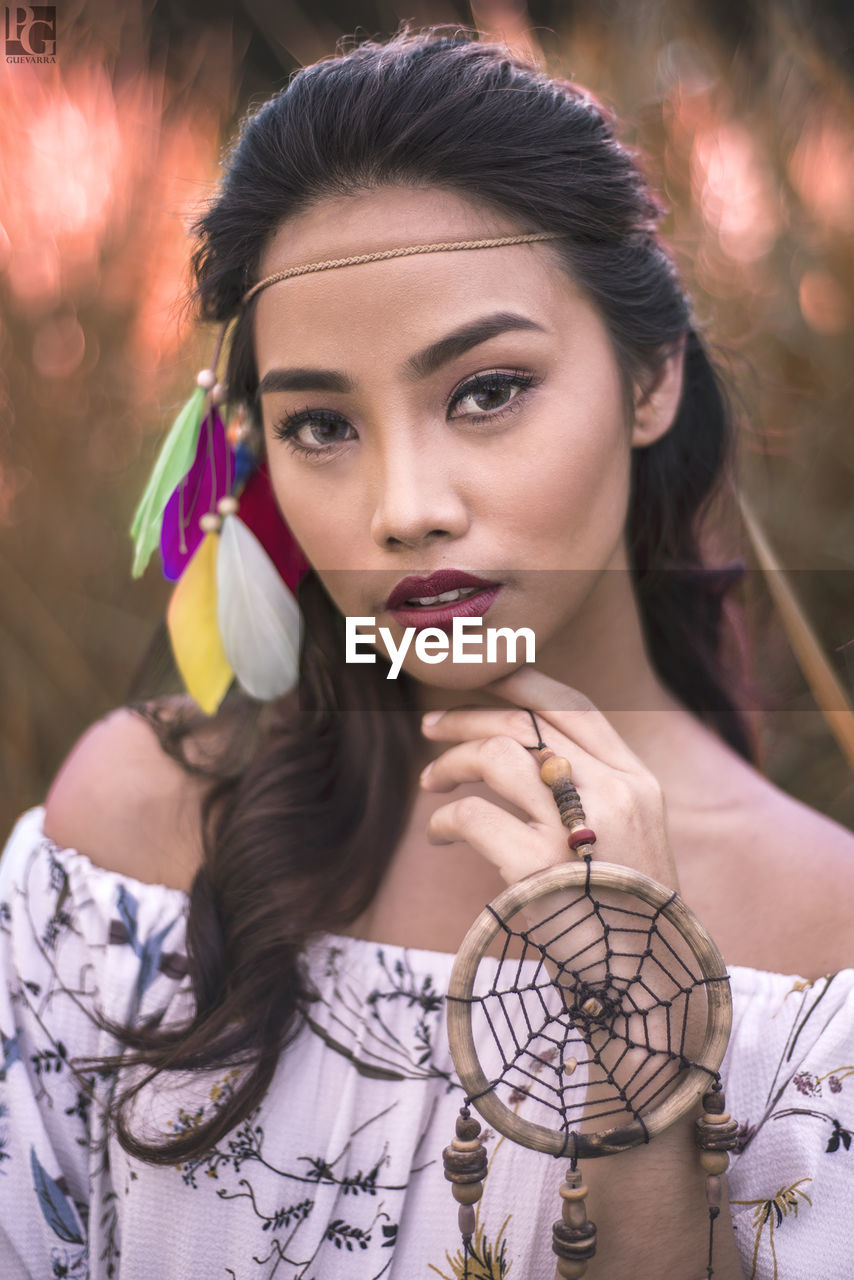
(241, 232, 563, 306)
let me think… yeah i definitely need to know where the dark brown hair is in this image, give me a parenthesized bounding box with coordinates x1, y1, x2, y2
(103, 27, 756, 1163)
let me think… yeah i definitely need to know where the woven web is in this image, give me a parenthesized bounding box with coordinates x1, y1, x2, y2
(452, 869, 724, 1146)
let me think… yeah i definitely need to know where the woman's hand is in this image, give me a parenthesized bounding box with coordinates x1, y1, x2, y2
(419, 667, 679, 893)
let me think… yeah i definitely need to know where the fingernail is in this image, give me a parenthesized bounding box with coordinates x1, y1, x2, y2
(422, 710, 444, 727)
(419, 762, 434, 782)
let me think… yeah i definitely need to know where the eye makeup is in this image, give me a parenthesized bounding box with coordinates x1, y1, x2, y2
(270, 367, 541, 459)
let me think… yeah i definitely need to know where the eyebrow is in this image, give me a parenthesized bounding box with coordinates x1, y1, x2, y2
(256, 311, 546, 397)
(404, 311, 546, 379)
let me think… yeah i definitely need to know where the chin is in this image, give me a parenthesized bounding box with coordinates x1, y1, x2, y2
(402, 659, 523, 690)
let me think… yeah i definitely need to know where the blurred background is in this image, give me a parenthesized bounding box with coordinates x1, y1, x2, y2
(1, 0, 852, 836)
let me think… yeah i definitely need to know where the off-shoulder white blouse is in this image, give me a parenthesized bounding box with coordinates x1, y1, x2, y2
(1, 807, 852, 1279)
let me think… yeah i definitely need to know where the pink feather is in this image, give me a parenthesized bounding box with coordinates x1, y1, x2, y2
(237, 461, 310, 592)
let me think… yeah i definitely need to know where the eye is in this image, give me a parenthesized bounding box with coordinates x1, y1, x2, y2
(271, 408, 356, 458)
(448, 370, 537, 420)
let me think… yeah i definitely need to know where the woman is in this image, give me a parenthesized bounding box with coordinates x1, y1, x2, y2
(1, 29, 852, 1280)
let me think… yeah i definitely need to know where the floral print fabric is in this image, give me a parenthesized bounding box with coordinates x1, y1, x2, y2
(1, 806, 852, 1278)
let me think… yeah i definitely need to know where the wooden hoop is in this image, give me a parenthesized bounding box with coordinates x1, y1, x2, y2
(446, 861, 732, 1159)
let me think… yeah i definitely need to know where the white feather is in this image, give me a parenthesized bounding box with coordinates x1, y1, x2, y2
(216, 515, 301, 699)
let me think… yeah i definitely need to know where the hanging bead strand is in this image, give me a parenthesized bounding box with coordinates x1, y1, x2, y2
(696, 1080, 739, 1279)
(443, 1107, 489, 1252)
(553, 1166, 597, 1278)
(536, 748, 597, 858)
(189, 324, 230, 540)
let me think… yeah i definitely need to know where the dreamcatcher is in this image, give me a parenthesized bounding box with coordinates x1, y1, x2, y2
(442, 712, 739, 1279)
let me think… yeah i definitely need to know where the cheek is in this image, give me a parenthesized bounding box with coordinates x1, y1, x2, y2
(264, 455, 353, 571)
(547, 442, 630, 544)
(503, 409, 632, 570)
(263, 467, 370, 616)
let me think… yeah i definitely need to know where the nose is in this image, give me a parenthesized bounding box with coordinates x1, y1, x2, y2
(369, 432, 470, 551)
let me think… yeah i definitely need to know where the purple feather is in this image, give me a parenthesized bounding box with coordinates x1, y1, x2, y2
(160, 410, 233, 581)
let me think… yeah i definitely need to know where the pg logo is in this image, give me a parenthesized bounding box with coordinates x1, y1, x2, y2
(4, 6, 56, 57)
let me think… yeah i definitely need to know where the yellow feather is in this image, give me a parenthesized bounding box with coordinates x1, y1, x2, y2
(739, 492, 854, 772)
(166, 532, 234, 715)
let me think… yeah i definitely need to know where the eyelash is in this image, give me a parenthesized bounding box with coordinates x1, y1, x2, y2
(270, 369, 539, 460)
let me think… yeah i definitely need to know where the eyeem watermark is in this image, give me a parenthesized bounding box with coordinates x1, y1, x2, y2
(346, 616, 536, 678)
(4, 6, 56, 62)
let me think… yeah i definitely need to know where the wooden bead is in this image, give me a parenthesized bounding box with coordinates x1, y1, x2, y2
(702, 1088, 726, 1114)
(699, 1150, 730, 1175)
(553, 1220, 597, 1261)
(196, 368, 217, 390)
(551, 776, 579, 800)
(567, 828, 597, 850)
(452, 1181, 483, 1205)
(455, 1114, 481, 1142)
(443, 1118, 488, 1189)
(696, 1115, 739, 1151)
(562, 1198, 588, 1229)
(701, 1110, 731, 1125)
(199, 512, 221, 534)
(556, 799, 587, 829)
(541, 756, 573, 785)
(458, 1204, 476, 1237)
(581, 998, 603, 1019)
(212, 382, 228, 405)
(556, 1260, 588, 1279)
(217, 495, 239, 517)
(561, 818, 587, 836)
(443, 1146, 488, 1177)
(551, 781, 581, 813)
(705, 1175, 724, 1209)
(558, 1183, 588, 1202)
(561, 816, 587, 836)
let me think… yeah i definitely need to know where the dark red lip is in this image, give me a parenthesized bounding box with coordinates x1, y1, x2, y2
(387, 585, 503, 633)
(384, 570, 501, 612)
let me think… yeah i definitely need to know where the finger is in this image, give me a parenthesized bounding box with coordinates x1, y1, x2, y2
(423, 704, 548, 748)
(422, 704, 601, 783)
(420, 735, 560, 827)
(483, 668, 646, 774)
(427, 794, 565, 883)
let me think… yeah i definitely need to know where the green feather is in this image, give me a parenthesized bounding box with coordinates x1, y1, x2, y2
(129, 385, 206, 578)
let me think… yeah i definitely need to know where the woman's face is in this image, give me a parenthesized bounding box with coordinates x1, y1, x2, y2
(252, 187, 669, 690)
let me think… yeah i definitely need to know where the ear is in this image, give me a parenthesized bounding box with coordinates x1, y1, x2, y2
(630, 336, 686, 448)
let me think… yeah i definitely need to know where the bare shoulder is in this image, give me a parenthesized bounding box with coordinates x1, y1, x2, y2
(742, 777, 854, 975)
(43, 701, 208, 892)
(678, 754, 854, 979)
